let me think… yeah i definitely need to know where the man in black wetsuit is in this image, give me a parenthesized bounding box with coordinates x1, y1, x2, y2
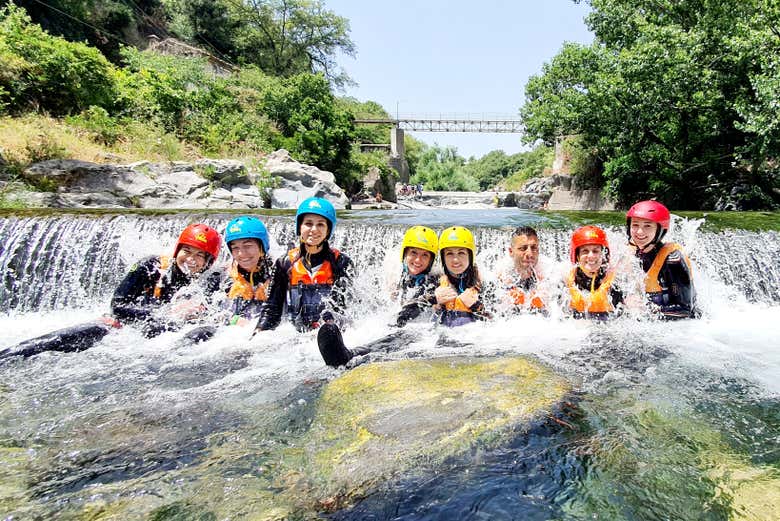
(626, 200, 698, 319)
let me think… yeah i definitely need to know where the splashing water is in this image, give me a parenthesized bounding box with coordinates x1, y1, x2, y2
(0, 210, 778, 520)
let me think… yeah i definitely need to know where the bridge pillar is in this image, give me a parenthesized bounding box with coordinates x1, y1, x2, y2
(389, 126, 409, 182)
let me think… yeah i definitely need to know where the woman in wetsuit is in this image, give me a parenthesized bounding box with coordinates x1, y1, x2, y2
(256, 197, 353, 333)
(565, 225, 623, 320)
(626, 200, 698, 319)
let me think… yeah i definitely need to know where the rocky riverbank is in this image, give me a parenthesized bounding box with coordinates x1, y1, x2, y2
(2, 149, 612, 211)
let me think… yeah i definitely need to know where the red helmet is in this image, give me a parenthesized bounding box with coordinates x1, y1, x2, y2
(570, 225, 609, 263)
(175, 223, 221, 262)
(626, 200, 670, 243)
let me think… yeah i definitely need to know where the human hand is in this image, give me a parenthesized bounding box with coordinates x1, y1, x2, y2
(458, 287, 479, 309)
(170, 300, 206, 321)
(435, 285, 457, 304)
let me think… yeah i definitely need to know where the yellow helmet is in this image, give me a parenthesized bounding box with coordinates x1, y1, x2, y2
(438, 226, 476, 255)
(400, 225, 438, 260)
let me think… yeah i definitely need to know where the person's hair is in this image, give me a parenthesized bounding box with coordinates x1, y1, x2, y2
(442, 250, 482, 290)
(512, 226, 538, 240)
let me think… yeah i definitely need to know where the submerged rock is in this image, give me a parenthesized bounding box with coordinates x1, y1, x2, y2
(285, 356, 571, 511)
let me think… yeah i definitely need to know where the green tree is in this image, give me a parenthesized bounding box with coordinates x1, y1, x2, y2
(0, 3, 117, 114)
(164, 0, 355, 88)
(521, 0, 780, 209)
(411, 144, 478, 192)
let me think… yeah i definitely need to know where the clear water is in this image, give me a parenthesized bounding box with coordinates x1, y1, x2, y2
(0, 210, 778, 520)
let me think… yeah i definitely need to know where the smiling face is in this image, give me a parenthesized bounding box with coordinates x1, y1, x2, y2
(630, 217, 659, 249)
(577, 244, 605, 276)
(442, 247, 471, 276)
(175, 244, 210, 275)
(404, 247, 433, 276)
(299, 214, 329, 250)
(508, 234, 539, 275)
(229, 238, 263, 271)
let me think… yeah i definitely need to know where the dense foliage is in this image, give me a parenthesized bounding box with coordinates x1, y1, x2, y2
(0, 4, 356, 185)
(521, 0, 780, 209)
(7, 0, 355, 87)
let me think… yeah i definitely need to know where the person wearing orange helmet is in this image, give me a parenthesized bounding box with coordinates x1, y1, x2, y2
(566, 225, 624, 320)
(2, 223, 223, 359)
(110, 223, 223, 336)
(626, 200, 698, 319)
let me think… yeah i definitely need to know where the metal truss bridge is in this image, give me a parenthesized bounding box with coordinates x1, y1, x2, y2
(354, 113, 523, 133)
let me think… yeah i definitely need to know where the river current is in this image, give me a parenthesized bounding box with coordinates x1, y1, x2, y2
(0, 209, 778, 520)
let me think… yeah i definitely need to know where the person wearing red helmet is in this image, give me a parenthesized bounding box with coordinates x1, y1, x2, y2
(110, 223, 223, 336)
(565, 225, 624, 320)
(2, 223, 223, 359)
(626, 200, 698, 319)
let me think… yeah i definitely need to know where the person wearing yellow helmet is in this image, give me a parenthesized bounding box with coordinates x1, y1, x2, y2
(434, 226, 491, 327)
(317, 225, 441, 367)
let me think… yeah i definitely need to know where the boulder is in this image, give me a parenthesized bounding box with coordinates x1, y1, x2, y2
(283, 356, 570, 511)
(16, 152, 346, 209)
(362, 166, 398, 203)
(264, 149, 349, 209)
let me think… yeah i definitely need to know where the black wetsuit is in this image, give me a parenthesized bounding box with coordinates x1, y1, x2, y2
(636, 242, 698, 319)
(2, 256, 221, 359)
(257, 246, 353, 332)
(111, 256, 222, 337)
(318, 270, 438, 368)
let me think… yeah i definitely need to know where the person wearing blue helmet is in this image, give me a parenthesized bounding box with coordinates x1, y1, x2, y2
(256, 197, 354, 332)
(223, 216, 274, 324)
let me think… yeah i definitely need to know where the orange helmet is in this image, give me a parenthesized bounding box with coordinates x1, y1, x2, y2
(175, 223, 221, 262)
(570, 225, 609, 263)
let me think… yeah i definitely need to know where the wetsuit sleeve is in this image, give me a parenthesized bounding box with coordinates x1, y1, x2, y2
(110, 256, 160, 323)
(256, 257, 289, 331)
(395, 275, 438, 327)
(657, 251, 697, 319)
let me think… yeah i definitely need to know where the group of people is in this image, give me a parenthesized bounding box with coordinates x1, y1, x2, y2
(3, 198, 697, 368)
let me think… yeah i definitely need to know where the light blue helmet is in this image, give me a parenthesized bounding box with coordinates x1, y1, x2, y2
(224, 216, 270, 254)
(295, 197, 337, 240)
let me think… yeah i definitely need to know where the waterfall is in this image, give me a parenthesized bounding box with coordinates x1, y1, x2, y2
(0, 213, 778, 313)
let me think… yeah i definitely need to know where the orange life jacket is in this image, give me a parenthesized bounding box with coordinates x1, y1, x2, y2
(439, 275, 477, 312)
(288, 248, 340, 285)
(499, 271, 545, 310)
(644, 243, 692, 293)
(152, 255, 172, 299)
(566, 267, 616, 314)
(227, 262, 269, 301)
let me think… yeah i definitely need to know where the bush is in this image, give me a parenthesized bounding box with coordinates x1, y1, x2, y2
(66, 106, 122, 145)
(0, 4, 117, 115)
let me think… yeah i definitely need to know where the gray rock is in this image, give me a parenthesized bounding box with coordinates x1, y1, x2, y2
(264, 149, 349, 208)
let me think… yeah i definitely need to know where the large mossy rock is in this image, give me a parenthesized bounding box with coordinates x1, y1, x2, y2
(285, 356, 571, 510)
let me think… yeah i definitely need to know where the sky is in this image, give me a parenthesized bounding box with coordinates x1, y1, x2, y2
(324, 1, 594, 159)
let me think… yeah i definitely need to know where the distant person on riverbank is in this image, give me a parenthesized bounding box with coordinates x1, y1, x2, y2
(317, 225, 440, 367)
(565, 225, 624, 320)
(255, 197, 353, 333)
(2, 223, 224, 358)
(497, 226, 546, 314)
(434, 226, 492, 326)
(626, 200, 698, 319)
(416, 183, 423, 196)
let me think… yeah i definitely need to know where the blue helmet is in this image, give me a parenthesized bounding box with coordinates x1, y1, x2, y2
(296, 197, 337, 239)
(224, 216, 270, 254)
